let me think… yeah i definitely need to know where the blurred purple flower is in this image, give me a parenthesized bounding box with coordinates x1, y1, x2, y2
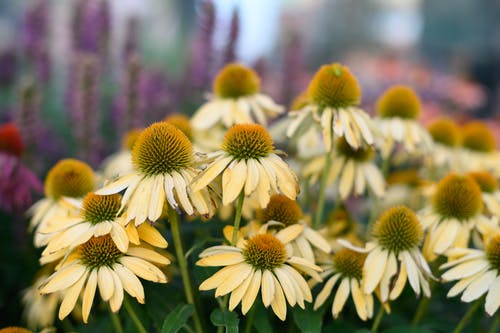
(0, 50, 17, 87)
(123, 18, 140, 61)
(144, 69, 170, 122)
(21, 0, 50, 81)
(0, 123, 42, 214)
(68, 53, 102, 166)
(72, 0, 111, 58)
(15, 78, 42, 152)
(222, 8, 240, 65)
(282, 32, 306, 104)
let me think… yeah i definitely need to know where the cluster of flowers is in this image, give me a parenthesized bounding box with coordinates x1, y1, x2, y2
(5, 61, 499, 333)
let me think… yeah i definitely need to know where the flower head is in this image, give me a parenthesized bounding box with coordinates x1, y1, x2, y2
(469, 171, 497, 193)
(192, 124, 298, 207)
(197, 225, 322, 320)
(214, 63, 260, 98)
(44, 159, 95, 199)
(164, 114, 193, 141)
(428, 118, 461, 147)
(122, 128, 142, 151)
(462, 121, 495, 153)
(307, 63, 361, 108)
(376, 85, 421, 119)
(257, 194, 302, 227)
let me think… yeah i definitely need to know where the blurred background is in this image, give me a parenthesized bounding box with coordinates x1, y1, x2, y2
(0, 0, 500, 327)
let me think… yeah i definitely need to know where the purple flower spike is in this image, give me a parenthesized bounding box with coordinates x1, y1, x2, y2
(222, 8, 240, 65)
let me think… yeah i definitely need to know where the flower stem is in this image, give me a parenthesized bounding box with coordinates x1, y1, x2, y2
(109, 309, 124, 333)
(371, 305, 385, 332)
(314, 152, 332, 228)
(489, 313, 500, 333)
(123, 297, 147, 333)
(244, 305, 256, 333)
(231, 190, 245, 245)
(168, 206, 204, 333)
(412, 296, 430, 327)
(452, 299, 482, 333)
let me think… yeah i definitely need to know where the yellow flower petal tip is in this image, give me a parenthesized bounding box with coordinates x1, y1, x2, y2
(122, 128, 143, 151)
(333, 248, 366, 280)
(213, 63, 260, 98)
(376, 85, 421, 119)
(336, 137, 374, 161)
(486, 234, 500, 271)
(222, 124, 274, 160)
(468, 171, 498, 193)
(373, 206, 423, 253)
(257, 194, 302, 226)
(427, 118, 461, 147)
(44, 158, 95, 199)
(307, 63, 361, 108)
(132, 122, 193, 176)
(79, 235, 123, 269)
(164, 114, 193, 141)
(82, 193, 121, 224)
(462, 121, 496, 152)
(432, 173, 483, 221)
(243, 234, 286, 270)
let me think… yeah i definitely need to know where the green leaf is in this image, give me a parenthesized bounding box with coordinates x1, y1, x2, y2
(354, 330, 372, 333)
(253, 301, 273, 333)
(382, 325, 433, 333)
(291, 303, 326, 333)
(210, 308, 239, 333)
(161, 304, 195, 333)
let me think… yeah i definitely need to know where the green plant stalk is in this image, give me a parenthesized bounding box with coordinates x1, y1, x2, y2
(371, 305, 385, 332)
(489, 313, 500, 333)
(169, 206, 204, 333)
(412, 296, 430, 327)
(452, 299, 482, 333)
(314, 151, 332, 228)
(109, 309, 124, 333)
(123, 297, 147, 333)
(243, 305, 256, 333)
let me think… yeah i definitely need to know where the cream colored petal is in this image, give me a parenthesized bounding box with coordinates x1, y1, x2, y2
(137, 223, 168, 248)
(485, 276, 500, 316)
(163, 174, 178, 213)
(132, 178, 153, 225)
(255, 162, 271, 207)
(389, 261, 407, 300)
(113, 264, 145, 303)
(287, 256, 322, 272)
(321, 108, 333, 151)
(339, 159, 355, 199)
(351, 279, 367, 321)
(82, 269, 97, 323)
(461, 270, 497, 302)
(261, 270, 276, 307)
(271, 273, 287, 321)
(172, 172, 194, 215)
(314, 273, 341, 310)
(94, 221, 113, 237)
(302, 227, 332, 253)
(364, 163, 385, 197)
(332, 277, 350, 318)
(199, 264, 242, 291)
(196, 252, 245, 267)
(127, 247, 170, 265)
(229, 269, 254, 311)
(267, 155, 299, 199)
(191, 101, 223, 129)
(354, 164, 365, 196)
(294, 236, 315, 263)
(148, 175, 165, 222)
(241, 269, 262, 314)
(441, 259, 490, 281)
(109, 271, 124, 312)
(287, 109, 310, 137)
(98, 266, 115, 301)
(363, 247, 388, 293)
(380, 252, 398, 302)
(96, 174, 136, 195)
(274, 267, 297, 306)
(402, 251, 420, 296)
(222, 161, 247, 206)
(119, 175, 142, 214)
(110, 224, 129, 253)
(447, 270, 486, 298)
(199, 245, 242, 257)
(40, 263, 87, 294)
(120, 256, 166, 283)
(282, 265, 312, 303)
(215, 263, 253, 297)
(352, 110, 374, 145)
(339, 110, 359, 149)
(432, 221, 459, 255)
(58, 270, 88, 320)
(275, 224, 304, 244)
(244, 159, 260, 196)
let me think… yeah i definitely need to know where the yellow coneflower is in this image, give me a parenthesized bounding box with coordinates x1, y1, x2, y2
(426, 117, 462, 171)
(28, 159, 96, 247)
(101, 128, 142, 179)
(40, 193, 129, 255)
(287, 63, 374, 151)
(39, 234, 169, 323)
(192, 124, 299, 208)
(97, 122, 216, 226)
(303, 137, 384, 199)
(420, 173, 486, 261)
(313, 248, 373, 320)
(191, 63, 283, 130)
(341, 206, 433, 301)
(375, 85, 432, 157)
(459, 121, 497, 173)
(197, 225, 322, 320)
(468, 171, 500, 216)
(250, 195, 331, 262)
(319, 207, 362, 252)
(441, 232, 500, 316)
(164, 114, 193, 141)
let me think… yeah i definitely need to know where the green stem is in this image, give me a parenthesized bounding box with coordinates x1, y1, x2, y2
(244, 305, 256, 333)
(314, 152, 332, 228)
(231, 191, 246, 245)
(489, 313, 500, 333)
(371, 306, 385, 332)
(123, 297, 147, 333)
(169, 206, 204, 333)
(109, 309, 124, 333)
(412, 296, 430, 326)
(452, 299, 482, 333)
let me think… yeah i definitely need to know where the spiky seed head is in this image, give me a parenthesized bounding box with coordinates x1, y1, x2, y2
(213, 63, 260, 98)
(82, 193, 121, 224)
(222, 124, 274, 160)
(376, 85, 421, 119)
(333, 248, 366, 280)
(243, 234, 287, 270)
(132, 122, 193, 176)
(386, 169, 423, 187)
(427, 118, 461, 147)
(336, 137, 374, 161)
(164, 114, 193, 141)
(122, 128, 143, 151)
(307, 63, 361, 108)
(256, 194, 302, 226)
(78, 235, 123, 269)
(44, 159, 95, 199)
(462, 121, 495, 153)
(468, 171, 498, 193)
(486, 234, 500, 272)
